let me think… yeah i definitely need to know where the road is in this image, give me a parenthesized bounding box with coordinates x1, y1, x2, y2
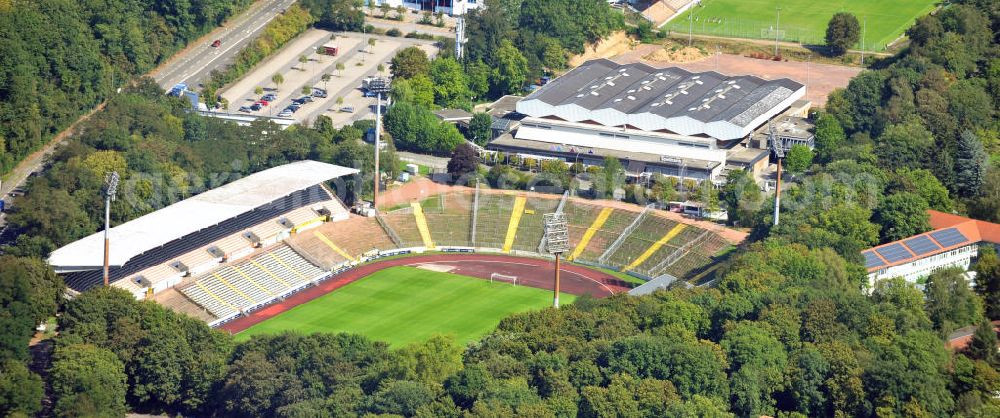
(0, 0, 296, 227)
(153, 0, 298, 91)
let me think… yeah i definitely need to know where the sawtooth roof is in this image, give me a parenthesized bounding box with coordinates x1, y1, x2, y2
(516, 59, 805, 140)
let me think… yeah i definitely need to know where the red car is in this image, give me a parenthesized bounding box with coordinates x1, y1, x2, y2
(258, 100, 269, 106)
(211, 39, 221, 47)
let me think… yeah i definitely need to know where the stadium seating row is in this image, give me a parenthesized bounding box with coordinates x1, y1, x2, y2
(179, 245, 326, 319)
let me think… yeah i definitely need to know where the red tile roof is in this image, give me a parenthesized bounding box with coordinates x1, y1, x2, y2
(863, 211, 1000, 272)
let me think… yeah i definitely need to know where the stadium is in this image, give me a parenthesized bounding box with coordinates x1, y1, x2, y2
(48, 160, 746, 342)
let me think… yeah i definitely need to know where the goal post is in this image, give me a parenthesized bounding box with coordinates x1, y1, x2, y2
(490, 273, 518, 286)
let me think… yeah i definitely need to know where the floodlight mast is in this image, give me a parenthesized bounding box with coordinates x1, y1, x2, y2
(543, 213, 570, 308)
(369, 78, 391, 211)
(768, 126, 784, 226)
(103, 171, 120, 286)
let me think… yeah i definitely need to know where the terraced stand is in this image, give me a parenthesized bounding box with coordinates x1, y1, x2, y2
(512, 197, 560, 253)
(421, 193, 474, 247)
(380, 206, 425, 247)
(473, 193, 517, 249)
(602, 211, 681, 271)
(566, 204, 640, 263)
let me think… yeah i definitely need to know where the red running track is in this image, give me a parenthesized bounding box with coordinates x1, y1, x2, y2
(219, 253, 632, 334)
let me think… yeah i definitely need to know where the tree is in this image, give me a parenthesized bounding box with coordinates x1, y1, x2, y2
(468, 113, 493, 146)
(464, 61, 490, 102)
(448, 143, 479, 177)
(255, 86, 263, 95)
(272, 73, 284, 89)
(825, 12, 860, 56)
(379, 2, 390, 18)
(395, 5, 407, 20)
(301, 85, 311, 95)
(321, 73, 331, 90)
(430, 57, 471, 108)
(368, 38, 376, 53)
(924, 267, 983, 334)
(492, 40, 528, 96)
(721, 169, 763, 227)
(596, 156, 625, 199)
(0, 360, 43, 417)
(965, 317, 1000, 366)
(390, 46, 430, 79)
(785, 144, 813, 175)
(298, 54, 308, 69)
(813, 113, 846, 164)
(891, 168, 952, 212)
(874, 192, 930, 242)
(974, 246, 1000, 319)
(875, 119, 934, 171)
(336, 96, 344, 106)
(51, 344, 127, 418)
(336, 62, 345, 77)
(955, 130, 988, 198)
(377, 63, 385, 74)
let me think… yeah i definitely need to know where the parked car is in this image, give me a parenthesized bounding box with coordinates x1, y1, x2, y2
(238, 106, 252, 113)
(277, 110, 293, 118)
(299, 95, 313, 103)
(250, 103, 262, 111)
(289, 104, 301, 111)
(340, 106, 355, 113)
(312, 88, 327, 98)
(211, 39, 221, 47)
(262, 93, 277, 101)
(258, 100, 269, 106)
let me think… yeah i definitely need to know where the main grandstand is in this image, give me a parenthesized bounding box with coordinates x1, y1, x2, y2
(48, 161, 357, 322)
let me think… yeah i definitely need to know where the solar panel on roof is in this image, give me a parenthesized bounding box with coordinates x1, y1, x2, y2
(875, 243, 913, 264)
(929, 228, 968, 248)
(903, 235, 941, 256)
(863, 251, 885, 269)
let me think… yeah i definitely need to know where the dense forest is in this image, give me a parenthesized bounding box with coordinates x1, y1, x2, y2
(0, 0, 254, 174)
(1, 0, 1000, 417)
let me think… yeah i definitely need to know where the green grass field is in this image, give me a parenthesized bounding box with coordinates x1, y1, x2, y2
(664, 0, 938, 50)
(236, 266, 575, 346)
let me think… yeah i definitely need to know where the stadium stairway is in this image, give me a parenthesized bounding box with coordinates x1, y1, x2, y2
(502, 196, 528, 253)
(411, 202, 436, 249)
(568, 207, 613, 261)
(623, 224, 687, 271)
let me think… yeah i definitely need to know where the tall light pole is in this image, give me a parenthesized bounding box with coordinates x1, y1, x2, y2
(774, 6, 781, 57)
(860, 16, 867, 66)
(543, 213, 570, 308)
(768, 126, 784, 226)
(102, 171, 120, 286)
(368, 77, 391, 211)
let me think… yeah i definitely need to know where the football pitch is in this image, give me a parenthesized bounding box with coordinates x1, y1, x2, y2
(235, 266, 575, 346)
(664, 0, 938, 50)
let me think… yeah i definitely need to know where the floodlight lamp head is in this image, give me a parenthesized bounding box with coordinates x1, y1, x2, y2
(104, 171, 120, 201)
(369, 77, 392, 94)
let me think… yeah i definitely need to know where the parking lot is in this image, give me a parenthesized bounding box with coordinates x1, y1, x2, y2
(219, 29, 438, 127)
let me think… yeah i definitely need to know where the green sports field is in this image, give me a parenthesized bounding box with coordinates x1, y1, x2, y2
(235, 266, 575, 346)
(664, 0, 938, 50)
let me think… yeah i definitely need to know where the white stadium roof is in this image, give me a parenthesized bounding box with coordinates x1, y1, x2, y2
(49, 160, 357, 271)
(516, 59, 805, 140)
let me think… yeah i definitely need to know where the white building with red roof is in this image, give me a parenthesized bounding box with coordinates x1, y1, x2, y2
(863, 210, 1000, 287)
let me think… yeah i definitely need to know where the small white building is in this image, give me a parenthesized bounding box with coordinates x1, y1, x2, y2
(367, 0, 481, 16)
(864, 210, 1000, 288)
